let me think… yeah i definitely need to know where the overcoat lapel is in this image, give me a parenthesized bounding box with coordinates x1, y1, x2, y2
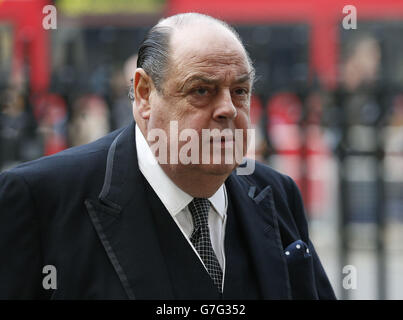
(85, 122, 174, 299)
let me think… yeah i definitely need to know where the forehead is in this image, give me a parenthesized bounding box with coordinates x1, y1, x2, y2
(168, 24, 251, 82)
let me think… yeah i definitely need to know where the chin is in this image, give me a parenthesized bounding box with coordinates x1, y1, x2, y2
(198, 163, 237, 177)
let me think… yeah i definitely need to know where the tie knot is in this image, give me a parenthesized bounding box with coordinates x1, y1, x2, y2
(188, 198, 210, 228)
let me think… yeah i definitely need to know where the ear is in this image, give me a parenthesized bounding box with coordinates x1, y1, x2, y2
(133, 68, 153, 119)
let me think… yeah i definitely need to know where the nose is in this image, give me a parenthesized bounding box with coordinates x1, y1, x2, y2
(212, 89, 237, 121)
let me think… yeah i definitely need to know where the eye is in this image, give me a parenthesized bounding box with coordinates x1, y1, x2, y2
(194, 87, 209, 96)
(233, 88, 249, 96)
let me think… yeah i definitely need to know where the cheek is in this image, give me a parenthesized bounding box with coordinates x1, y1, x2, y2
(177, 108, 210, 131)
(234, 111, 250, 151)
(149, 107, 166, 131)
(149, 98, 174, 130)
(235, 109, 250, 130)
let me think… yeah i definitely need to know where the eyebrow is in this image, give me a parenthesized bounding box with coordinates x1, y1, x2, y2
(235, 72, 253, 84)
(182, 71, 253, 88)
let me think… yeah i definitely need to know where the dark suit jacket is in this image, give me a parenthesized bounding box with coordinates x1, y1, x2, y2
(0, 121, 336, 299)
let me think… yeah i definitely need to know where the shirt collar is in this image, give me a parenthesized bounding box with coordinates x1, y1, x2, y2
(135, 124, 226, 219)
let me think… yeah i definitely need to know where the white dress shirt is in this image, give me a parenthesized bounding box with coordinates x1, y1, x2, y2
(135, 124, 227, 289)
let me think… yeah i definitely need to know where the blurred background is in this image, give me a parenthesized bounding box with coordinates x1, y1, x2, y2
(0, 0, 402, 299)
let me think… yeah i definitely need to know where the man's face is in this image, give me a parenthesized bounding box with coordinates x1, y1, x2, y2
(147, 24, 253, 177)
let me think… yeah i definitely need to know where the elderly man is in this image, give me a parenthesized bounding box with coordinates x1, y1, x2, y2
(0, 13, 335, 299)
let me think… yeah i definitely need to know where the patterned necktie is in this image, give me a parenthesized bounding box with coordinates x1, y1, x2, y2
(188, 198, 223, 293)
